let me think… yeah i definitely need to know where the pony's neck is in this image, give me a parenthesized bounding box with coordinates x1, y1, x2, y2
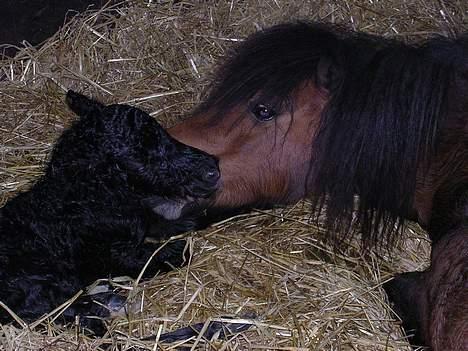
(428, 184, 468, 243)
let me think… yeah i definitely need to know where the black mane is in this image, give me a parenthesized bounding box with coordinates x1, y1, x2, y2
(199, 22, 467, 246)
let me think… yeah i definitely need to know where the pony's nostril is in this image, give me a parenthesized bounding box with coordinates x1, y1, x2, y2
(204, 168, 220, 183)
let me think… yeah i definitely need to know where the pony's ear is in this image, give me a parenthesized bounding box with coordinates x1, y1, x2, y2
(316, 56, 341, 91)
(66, 90, 104, 117)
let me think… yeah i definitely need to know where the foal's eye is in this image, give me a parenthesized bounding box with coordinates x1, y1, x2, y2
(252, 104, 276, 122)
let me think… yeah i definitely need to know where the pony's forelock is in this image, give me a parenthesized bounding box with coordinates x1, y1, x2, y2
(195, 22, 340, 118)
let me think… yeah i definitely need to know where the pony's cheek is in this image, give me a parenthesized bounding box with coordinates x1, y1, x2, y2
(282, 159, 311, 202)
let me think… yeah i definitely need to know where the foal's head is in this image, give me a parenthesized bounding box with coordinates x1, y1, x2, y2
(63, 90, 220, 219)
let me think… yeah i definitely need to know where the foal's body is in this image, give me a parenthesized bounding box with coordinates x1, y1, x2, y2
(0, 91, 219, 327)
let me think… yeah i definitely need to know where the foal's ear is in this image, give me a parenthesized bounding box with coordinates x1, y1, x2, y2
(66, 90, 104, 118)
(142, 196, 188, 221)
(316, 56, 341, 91)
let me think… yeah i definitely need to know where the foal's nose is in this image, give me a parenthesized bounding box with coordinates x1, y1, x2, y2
(203, 168, 220, 184)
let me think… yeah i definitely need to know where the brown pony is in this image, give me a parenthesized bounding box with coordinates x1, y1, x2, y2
(384, 187, 467, 350)
(169, 22, 468, 246)
(167, 22, 468, 349)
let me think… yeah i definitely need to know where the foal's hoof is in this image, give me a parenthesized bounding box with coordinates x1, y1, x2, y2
(158, 319, 253, 343)
(155, 239, 190, 271)
(65, 292, 127, 336)
(145, 315, 256, 343)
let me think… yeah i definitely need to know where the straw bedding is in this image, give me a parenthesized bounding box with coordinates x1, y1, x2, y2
(0, 1, 466, 350)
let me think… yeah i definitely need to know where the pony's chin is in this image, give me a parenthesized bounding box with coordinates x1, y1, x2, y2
(211, 187, 290, 212)
(211, 183, 262, 209)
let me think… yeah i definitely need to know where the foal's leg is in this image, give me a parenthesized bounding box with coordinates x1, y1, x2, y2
(64, 291, 127, 336)
(3, 273, 81, 324)
(109, 239, 188, 279)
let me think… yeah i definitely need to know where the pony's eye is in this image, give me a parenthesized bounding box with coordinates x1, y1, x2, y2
(252, 104, 276, 122)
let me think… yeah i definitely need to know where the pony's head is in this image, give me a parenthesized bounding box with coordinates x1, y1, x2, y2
(170, 24, 337, 207)
(170, 23, 468, 245)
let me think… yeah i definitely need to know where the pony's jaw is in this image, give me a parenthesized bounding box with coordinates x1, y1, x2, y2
(212, 160, 293, 208)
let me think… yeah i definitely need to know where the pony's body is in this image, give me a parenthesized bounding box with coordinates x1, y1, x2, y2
(385, 189, 468, 350)
(385, 229, 467, 351)
(168, 22, 467, 348)
(169, 22, 468, 245)
(0, 91, 219, 327)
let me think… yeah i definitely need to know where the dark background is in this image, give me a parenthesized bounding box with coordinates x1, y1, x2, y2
(0, 0, 111, 57)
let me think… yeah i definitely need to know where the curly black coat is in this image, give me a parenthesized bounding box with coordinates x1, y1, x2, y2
(0, 91, 219, 327)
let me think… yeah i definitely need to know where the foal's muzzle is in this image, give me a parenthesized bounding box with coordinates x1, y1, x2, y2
(202, 167, 220, 186)
(192, 158, 221, 198)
